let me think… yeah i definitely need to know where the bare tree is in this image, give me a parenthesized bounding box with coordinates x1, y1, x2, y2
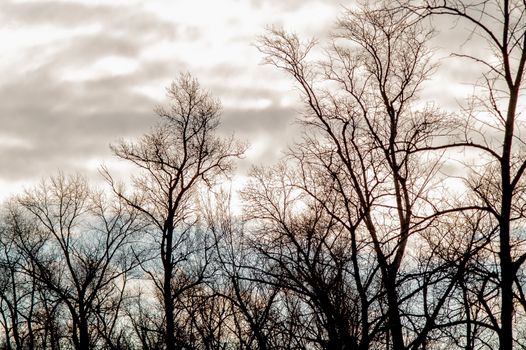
(0, 205, 41, 350)
(123, 287, 165, 350)
(398, 1, 526, 348)
(12, 174, 143, 350)
(204, 190, 286, 350)
(103, 73, 245, 350)
(242, 164, 363, 350)
(257, 4, 475, 349)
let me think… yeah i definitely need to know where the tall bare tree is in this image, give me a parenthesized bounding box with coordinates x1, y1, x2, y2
(104, 73, 245, 350)
(257, 4, 474, 349)
(399, 1, 526, 348)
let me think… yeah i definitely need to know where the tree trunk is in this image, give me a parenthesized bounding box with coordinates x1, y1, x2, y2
(499, 74, 519, 350)
(386, 271, 404, 350)
(499, 203, 513, 350)
(78, 313, 90, 350)
(163, 227, 175, 350)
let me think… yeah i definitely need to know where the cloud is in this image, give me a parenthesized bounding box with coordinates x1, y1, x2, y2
(250, 0, 344, 12)
(0, 0, 343, 197)
(221, 106, 302, 173)
(0, 1, 177, 38)
(1, 1, 117, 26)
(0, 1, 186, 184)
(222, 106, 297, 135)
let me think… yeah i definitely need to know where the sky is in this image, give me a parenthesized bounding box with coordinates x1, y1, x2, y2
(0, 0, 352, 198)
(0, 0, 484, 199)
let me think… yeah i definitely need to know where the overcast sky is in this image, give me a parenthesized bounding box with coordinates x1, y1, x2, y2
(0, 0, 484, 198)
(0, 0, 353, 197)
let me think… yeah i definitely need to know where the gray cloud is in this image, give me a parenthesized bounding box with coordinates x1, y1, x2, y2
(222, 107, 297, 135)
(0, 0, 341, 193)
(1, 1, 179, 69)
(0, 1, 178, 39)
(250, 0, 344, 12)
(221, 106, 301, 173)
(0, 70, 158, 180)
(1, 1, 119, 26)
(0, 1, 188, 183)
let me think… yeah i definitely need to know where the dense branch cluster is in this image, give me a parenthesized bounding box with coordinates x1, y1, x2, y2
(1, 1, 526, 349)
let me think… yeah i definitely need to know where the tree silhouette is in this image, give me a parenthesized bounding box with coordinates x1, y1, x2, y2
(104, 73, 245, 350)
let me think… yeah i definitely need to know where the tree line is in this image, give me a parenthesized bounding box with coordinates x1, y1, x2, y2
(1, 1, 525, 349)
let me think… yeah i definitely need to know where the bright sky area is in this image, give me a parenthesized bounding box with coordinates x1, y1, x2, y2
(0, 0, 483, 199)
